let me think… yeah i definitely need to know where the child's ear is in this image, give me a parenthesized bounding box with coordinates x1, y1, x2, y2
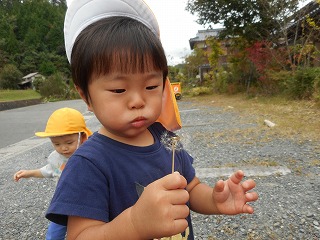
(81, 133, 87, 143)
(76, 86, 93, 112)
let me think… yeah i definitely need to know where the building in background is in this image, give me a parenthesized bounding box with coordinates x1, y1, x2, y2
(19, 72, 45, 90)
(189, 28, 231, 82)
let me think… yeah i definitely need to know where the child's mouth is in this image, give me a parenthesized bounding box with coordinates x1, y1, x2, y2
(131, 116, 147, 128)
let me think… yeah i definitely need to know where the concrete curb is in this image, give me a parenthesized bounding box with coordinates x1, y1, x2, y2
(0, 99, 42, 111)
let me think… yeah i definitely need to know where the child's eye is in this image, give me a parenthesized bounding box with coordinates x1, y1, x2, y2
(67, 142, 74, 145)
(146, 85, 158, 90)
(110, 89, 126, 93)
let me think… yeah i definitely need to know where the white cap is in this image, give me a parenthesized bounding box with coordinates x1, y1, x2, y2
(64, 0, 160, 63)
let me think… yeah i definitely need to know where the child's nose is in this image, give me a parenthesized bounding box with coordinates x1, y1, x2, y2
(129, 93, 145, 109)
(61, 145, 68, 150)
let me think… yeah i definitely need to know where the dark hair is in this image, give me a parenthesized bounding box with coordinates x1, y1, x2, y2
(71, 16, 168, 103)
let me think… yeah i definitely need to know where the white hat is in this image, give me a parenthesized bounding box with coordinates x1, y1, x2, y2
(64, 0, 160, 63)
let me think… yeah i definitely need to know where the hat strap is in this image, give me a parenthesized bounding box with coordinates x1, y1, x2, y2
(76, 132, 81, 149)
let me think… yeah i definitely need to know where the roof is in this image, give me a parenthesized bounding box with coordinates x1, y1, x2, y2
(22, 72, 39, 79)
(189, 28, 225, 49)
(19, 79, 32, 85)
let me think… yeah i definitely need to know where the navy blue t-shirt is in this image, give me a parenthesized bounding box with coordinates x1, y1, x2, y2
(46, 122, 196, 239)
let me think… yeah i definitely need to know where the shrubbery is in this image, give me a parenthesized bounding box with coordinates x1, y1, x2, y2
(189, 86, 212, 96)
(0, 64, 23, 89)
(313, 76, 320, 102)
(38, 73, 66, 99)
(38, 73, 79, 101)
(286, 68, 320, 99)
(201, 65, 320, 103)
(267, 67, 320, 100)
(207, 70, 231, 94)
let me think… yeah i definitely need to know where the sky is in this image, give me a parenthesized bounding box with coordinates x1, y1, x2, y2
(66, 0, 208, 65)
(143, 0, 206, 65)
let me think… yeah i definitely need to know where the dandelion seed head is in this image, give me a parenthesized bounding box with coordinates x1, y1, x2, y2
(160, 131, 183, 152)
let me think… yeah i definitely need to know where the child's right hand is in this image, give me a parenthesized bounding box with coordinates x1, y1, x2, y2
(130, 172, 189, 239)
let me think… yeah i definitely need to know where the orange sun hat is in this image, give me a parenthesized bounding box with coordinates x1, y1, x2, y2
(35, 108, 92, 139)
(156, 78, 182, 131)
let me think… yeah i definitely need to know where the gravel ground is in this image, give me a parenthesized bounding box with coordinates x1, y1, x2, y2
(1, 99, 319, 239)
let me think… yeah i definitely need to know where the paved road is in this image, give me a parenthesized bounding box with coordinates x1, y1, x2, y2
(0, 100, 89, 149)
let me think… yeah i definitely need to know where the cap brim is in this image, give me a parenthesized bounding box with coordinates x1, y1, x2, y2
(35, 131, 81, 138)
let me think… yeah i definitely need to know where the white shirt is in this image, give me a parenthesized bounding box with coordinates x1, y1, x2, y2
(40, 150, 68, 178)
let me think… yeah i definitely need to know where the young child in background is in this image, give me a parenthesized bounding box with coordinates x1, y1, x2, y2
(46, 0, 259, 239)
(14, 107, 92, 240)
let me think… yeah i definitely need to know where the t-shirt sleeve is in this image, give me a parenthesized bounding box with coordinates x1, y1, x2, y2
(39, 151, 60, 178)
(179, 149, 196, 184)
(39, 164, 54, 178)
(46, 154, 110, 226)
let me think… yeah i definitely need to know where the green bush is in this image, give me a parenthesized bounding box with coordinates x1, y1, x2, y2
(189, 86, 212, 96)
(39, 73, 68, 100)
(65, 80, 81, 100)
(66, 88, 81, 99)
(32, 77, 45, 91)
(285, 67, 320, 99)
(266, 68, 320, 100)
(266, 70, 293, 95)
(313, 75, 320, 102)
(0, 64, 23, 89)
(210, 70, 230, 93)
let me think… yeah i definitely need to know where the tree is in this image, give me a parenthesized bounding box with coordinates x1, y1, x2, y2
(259, 0, 320, 70)
(184, 47, 207, 84)
(186, 0, 300, 43)
(206, 37, 225, 69)
(0, 0, 68, 75)
(168, 65, 180, 82)
(0, 64, 23, 89)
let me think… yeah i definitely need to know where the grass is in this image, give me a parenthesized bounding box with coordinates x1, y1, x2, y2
(182, 93, 320, 142)
(0, 89, 41, 102)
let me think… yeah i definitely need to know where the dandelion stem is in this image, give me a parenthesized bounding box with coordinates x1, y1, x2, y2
(172, 147, 175, 173)
(171, 136, 179, 173)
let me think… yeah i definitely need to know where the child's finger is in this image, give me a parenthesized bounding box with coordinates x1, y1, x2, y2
(213, 179, 225, 192)
(242, 204, 254, 214)
(245, 192, 259, 202)
(229, 170, 244, 184)
(166, 188, 189, 205)
(242, 179, 256, 191)
(172, 218, 189, 236)
(160, 172, 187, 191)
(13, 173, 18, 181)
(171, 204, 190, 220)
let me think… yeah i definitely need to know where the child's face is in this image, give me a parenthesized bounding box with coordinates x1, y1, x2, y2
(50, 133, 80, 158)
(83, 71, 164, 142)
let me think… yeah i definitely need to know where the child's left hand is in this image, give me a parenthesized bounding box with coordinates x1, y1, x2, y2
(212, 170, 258, 215)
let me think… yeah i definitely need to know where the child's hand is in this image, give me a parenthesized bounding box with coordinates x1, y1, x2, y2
(13, 170, 28, 181)
(212, 170, 258, 215)
(130, 172, 189, 239)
